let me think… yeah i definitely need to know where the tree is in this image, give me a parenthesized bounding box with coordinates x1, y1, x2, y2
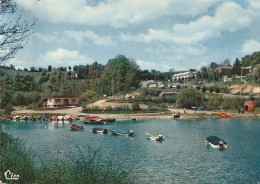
(0, 0, 34, 63)
(232, 58, 241, 76)
(177, 88, 205, 108)
(48, 65, 52, 72)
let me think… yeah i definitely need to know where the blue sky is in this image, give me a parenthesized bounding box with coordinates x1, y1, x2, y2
(5, 0, 260, 71)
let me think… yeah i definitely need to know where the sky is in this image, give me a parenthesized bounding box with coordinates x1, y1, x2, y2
(5, 0, 260, 72)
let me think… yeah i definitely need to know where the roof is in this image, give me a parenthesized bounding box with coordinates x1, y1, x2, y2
(173, 71, 192, 77)
(219, 66, 250, 70)
(48, 96, 79, 99)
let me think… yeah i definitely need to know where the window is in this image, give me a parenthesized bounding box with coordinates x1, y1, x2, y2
(72, 99, 77, 102)
(49, 99, 52, 103)
(55, 99, 61, 103)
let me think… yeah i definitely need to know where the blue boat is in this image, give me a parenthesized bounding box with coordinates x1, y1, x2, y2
(206, 136, 227, 149)
(110, 129, 134, 136)
(198, 105, 206, 111)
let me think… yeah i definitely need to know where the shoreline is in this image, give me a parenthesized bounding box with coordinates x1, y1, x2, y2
(11, 107, 260, 120)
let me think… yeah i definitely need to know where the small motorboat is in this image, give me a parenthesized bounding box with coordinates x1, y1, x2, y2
(218, 112, 231, 118)
(64, 115, 73, 121)
(57, 116, 64, 121)
(84, 118, 104, 124)
(110, 129, 134, 136)
(70, 124, 84, 131)
(147, 133, 164, 141)
(12, 115, 21, 121)
(92, 128, 108, 134)
(102, 118, 116, 122)
(35, 116, 42, 120)
(50, 116, 57, 121)
(28, 116, 36, 121)
(20, 115, 29, 120)
(41, 115, 49, 121)
(206, 136, 227, 149)
(85, 115, 99, 119)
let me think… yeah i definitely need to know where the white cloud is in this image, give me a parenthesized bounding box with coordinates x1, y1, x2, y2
(38, 48, 91, 67)
(121, 2, 252, 45)
(241, 40, 260, 55)
(18, 0, 219, 27)
(34, 33, 61, 43)
(64, 30, 113, 45)
(5, 58, 25, 69)
(136, 59, 172, 71)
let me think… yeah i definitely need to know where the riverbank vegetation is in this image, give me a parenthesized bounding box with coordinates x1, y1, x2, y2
(1, 51, 260, 115)
(0, 128, 133, 184)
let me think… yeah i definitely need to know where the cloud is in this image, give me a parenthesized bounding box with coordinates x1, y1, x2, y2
(18, 0, 219, 27)
(136, 59, 172, 72)
(121, 2, 252, 45)
(38, 48, 92, 67)
(5, 58, 26, 69)
(34, 33, 61, 44)
(64, 30, 113, 45)
(241, 40, 260, 55)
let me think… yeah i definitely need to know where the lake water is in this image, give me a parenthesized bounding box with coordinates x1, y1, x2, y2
(1, 118, 260, 183)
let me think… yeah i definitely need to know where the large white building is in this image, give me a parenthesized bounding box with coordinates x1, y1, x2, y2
(172, 71, 194, 81)
(47, 96, 79, 107)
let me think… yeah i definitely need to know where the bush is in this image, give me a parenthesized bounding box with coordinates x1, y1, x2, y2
(0, 131, 133, 184)
(132, 102, 141, 111)
(177, 88, 205, 109)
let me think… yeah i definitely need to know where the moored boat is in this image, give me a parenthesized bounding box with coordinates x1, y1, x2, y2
(147, 133, 164, 141)
(70, 124, 84, 131)
(64, 115, 73, 121)
(218, 112, 231, 118)
(206, 136, 227, 149)
(110, 129, 134, 136)
(57, 116, 64, 121)
(84, 118, 104, 124)
(50, 116, 57, 121)
(92, 127, 108, 134)
(12, 115, 21, 121)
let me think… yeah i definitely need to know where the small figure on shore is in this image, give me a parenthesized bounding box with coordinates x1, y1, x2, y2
(238, 108, 241, 114)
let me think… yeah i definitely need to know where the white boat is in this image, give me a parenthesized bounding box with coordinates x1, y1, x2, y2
(57, 116, 64, 121)
(147, 133, 164, 141)
(206, 136, 227, 149)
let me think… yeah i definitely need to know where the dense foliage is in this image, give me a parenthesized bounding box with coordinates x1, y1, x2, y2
(0, 129, 133, 184)
(177, 88, 205, 108)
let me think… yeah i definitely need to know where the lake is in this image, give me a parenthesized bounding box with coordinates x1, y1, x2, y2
(1, 118, 260, 183)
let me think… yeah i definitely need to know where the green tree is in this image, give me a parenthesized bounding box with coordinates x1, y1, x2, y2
(102, 55, 141, 95)
(80, 90, 99, 104)
(13, 73, 34, 91)
(177, 88, 205, 108)
(233, 58, 241, 76)
(1, 75, 13, 90)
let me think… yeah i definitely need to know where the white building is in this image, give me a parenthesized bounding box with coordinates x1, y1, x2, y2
(47, 96, 79, 107)
(172, 71, 194, 81)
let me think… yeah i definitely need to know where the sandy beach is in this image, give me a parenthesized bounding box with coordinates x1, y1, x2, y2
(12, 106, 260, 120)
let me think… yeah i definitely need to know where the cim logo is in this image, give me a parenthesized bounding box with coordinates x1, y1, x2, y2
(4, 170, 19, 180)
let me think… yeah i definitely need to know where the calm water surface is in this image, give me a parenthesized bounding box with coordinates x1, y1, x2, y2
(1, 118, 260, 183)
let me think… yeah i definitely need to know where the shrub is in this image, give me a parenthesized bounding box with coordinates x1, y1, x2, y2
(177, 88, 205, 109)
(132, 102, 141, 111)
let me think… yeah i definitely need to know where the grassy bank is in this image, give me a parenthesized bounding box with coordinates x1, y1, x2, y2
(0, 128, 133, 184)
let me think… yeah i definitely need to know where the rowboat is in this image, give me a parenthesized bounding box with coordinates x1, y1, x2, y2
(57, 116, 64, 121)
(84, 118, 104, 124)
(92, 128, 108, 134)
(50, 116, 57, 121)
(218, 112, 231, 118)
(147, 133, 164, 141)
(70, 124, 84, 131)
(64, 115, 73, 121)
(110, 129, 134, 136)
(205, 136, 227, 149)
